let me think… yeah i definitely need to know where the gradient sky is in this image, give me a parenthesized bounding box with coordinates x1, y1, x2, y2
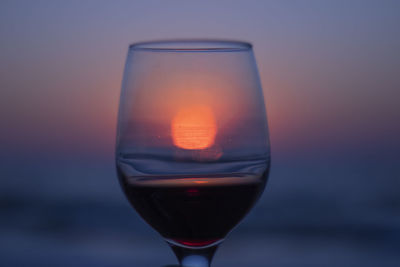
(2, 4, 400, 266)
(1, 0, 399, 164)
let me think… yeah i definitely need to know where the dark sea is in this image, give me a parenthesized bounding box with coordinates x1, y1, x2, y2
(1, 154, 399, 267)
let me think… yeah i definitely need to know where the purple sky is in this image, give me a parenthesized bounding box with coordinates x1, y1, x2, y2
(1, 4, 400, 267)
(1, 0, 399, 162)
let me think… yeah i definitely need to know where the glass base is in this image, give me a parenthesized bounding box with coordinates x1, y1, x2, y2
(167, 240, 220, 267)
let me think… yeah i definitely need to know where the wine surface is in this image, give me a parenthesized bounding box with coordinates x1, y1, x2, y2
(118, 170, 267, 248)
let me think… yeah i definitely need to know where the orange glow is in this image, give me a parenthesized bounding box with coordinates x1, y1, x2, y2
(194, 180, 209, 184)
(172, 105, 217, 150)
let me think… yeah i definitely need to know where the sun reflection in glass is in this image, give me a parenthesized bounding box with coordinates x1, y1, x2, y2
(172, 105, 217, 150)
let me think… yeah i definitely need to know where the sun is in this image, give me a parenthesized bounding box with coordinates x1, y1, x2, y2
(171, 105, 217, 150)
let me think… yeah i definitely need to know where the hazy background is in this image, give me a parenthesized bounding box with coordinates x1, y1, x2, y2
(1, 1, 399, 266)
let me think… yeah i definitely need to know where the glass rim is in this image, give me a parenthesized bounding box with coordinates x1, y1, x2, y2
(129, 39, 252, 52)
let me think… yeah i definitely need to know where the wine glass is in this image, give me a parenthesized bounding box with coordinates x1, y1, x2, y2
(116, 40, 270, 267)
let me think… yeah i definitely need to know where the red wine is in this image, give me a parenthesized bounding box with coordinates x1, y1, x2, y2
(118, 171, 267, 248)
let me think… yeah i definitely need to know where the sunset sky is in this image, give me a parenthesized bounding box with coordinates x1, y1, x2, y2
(1, 0, 399, 164)
(1, 1, 400, 266)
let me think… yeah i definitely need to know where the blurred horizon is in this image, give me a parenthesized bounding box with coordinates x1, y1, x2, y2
(1, 1, 400, 266)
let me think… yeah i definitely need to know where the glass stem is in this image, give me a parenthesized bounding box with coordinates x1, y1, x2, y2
(169, 243, 219, 267)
